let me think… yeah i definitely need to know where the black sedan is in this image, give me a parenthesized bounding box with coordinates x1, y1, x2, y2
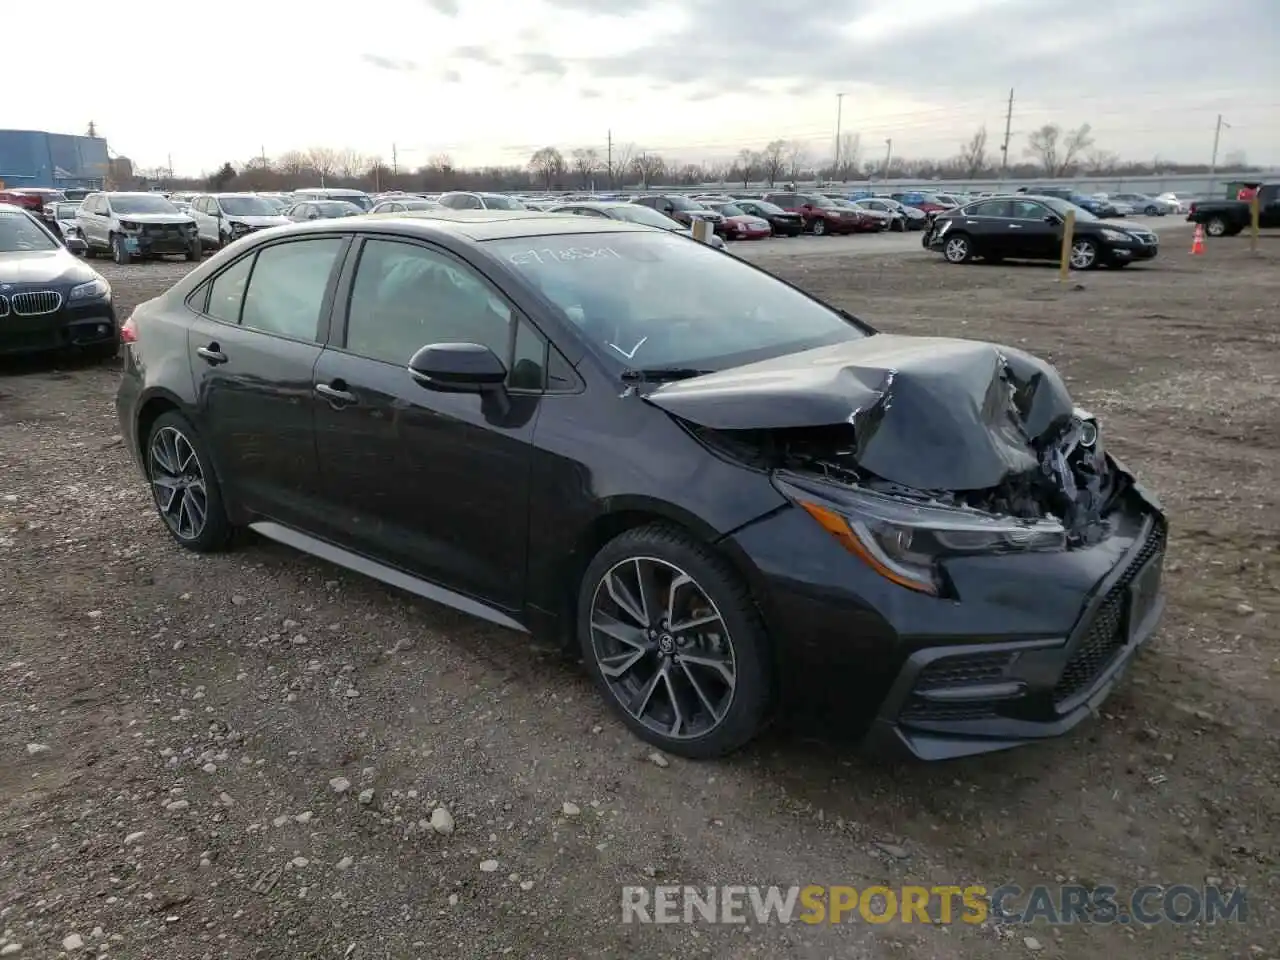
(925, 195, 1159, 269)
(0, 205, 117, 360)
(730, 199, 804, 236)
(115, 210, 1167, 761)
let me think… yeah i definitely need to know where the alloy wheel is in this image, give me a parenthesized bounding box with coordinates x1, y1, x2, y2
(148, 426, 209, 541)
(588, 557, 737, 741)
(1206, 218, 1226, 237)
(944, 237, 969, 262)
(1069, 240, 1097, 269)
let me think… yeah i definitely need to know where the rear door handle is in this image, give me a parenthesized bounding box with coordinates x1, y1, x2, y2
(196, 344, 227, 365)
(1008, 224, 1022, 228)
(315, 382, 357, 405)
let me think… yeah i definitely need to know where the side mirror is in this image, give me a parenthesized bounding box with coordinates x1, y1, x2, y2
(408, 342, 507, 393)
(65, 236, 87, 254)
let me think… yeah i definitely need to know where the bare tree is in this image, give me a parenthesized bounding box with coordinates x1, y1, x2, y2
(760, 140, 787, 186)
(1025, 123, 1094, 177)
(631, 152, 666, 188)
(959, 126, 988, 178)
(305, 146, 339, 184)
(529, 146, 566, 189)
(335, 148, 366, 180)
(836, 133, 861, 180)
(1083, 149, 1120, 175)
(610, 142, 635, 186)
(736, 148, 757, 188)
(277, 150, 309, 177)
(785, 141, 807, 180)
(571, 147, 600, 188)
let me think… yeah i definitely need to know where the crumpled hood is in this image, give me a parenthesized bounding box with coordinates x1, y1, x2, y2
(644, 333, 1077, 492)
(117, 212, 195, 225)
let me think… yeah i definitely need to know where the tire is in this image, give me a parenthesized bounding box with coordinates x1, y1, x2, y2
(811, 218, 827, 236)
(942, 232, 973, 263)
(144, 411, 235, 553)
(111, 234, 132, 265)
(185, 241, 201, 262)
(577, 524, 773, 759)
(1069, 238, 1100, 270)
(1144, 205, 1158, 215)
(1205, 216, 1228, 237)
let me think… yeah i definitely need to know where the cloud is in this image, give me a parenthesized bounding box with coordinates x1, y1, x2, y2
(452, 45, 501, 66)
(442, 69, 462, 83)
(422, 0, 459, 14)
(361, 53, 417, 71)
(518, 53, 568, 77)
(580, 88, 603, 99)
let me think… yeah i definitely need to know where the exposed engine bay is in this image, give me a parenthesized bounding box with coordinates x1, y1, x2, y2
(643, 334, 1132, 546)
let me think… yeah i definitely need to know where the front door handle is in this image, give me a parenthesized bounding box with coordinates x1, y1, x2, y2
(196, 344, 227, 365)
(315, 382, 357, 404)
(1008, 224, 1022, 228)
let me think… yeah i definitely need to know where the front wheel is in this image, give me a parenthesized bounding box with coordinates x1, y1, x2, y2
(111, 234, 132, 265)
(145, 412, 235, 553)
(577, 525, 773, 759)
(943, 233, 973, 263)
(185, 241, 201, 262)
(811, 218, 827, 236)
(1069, 238, 1100, 270)
(1144, 205, 1158, 215)
(1205, 216, 1228, 237)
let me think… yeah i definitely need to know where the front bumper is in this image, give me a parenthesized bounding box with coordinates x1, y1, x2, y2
(728, 479, 1167, 760)
(0, 295, 117, 356)
(1107, 239, 1159, 263)
(122, 229, 198, 256)
(769, 217, 804, 236)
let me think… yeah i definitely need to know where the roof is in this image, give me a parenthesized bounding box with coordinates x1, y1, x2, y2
(291, 209, 649, 242)
(549, 200, 631, 210)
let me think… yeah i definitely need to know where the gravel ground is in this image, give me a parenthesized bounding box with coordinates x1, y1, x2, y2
(1, 238, 1277, 959)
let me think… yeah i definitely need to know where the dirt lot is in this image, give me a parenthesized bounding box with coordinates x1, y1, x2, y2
(1, 239, 1277, 959)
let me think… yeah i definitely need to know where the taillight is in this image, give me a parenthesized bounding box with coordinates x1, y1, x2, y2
(120, 314, 138, 343)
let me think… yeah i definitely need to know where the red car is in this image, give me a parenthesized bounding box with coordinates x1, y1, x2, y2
(701, 201, 772, 240)
(762, 191, 860, 235)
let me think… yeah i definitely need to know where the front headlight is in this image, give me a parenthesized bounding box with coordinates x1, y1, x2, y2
(119, 220, 140, 232)
(1099, 228, 1130, 242)
(230, 220, 250, 233)
(69, 277, 111, 301)
(774, 474, 1066, 595)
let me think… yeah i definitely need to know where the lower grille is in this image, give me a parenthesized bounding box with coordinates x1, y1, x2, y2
(11, 290, 62, 315)
(1053, 520, 1167, 706)
(901, 700, 998, 723)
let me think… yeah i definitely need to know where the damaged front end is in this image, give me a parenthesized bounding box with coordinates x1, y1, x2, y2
(645, 334, 1148, 597)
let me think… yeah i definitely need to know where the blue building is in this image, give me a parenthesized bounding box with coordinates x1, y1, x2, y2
(0, 129, 109, 190)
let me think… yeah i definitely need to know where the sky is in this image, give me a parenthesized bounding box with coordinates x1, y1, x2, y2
(5, 0, 1277, 176)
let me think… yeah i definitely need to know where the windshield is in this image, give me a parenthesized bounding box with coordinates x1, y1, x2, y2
(714, 203, 746, 217)
(802, 196, 838, 209)
(487, 231, 865, 371)
(1041, 196, 1098, 222)
(611, 205, 680, 229)
(317, 201, 363, 216)
(111, 195, 181, 215)
(219, 196, 281, 216)
(54, 202, 82, 219)
(481, 195, 527, 210)
(748, 200, 783, 215)
(0, 211, 59, 252)
(668, 197, 705, 212)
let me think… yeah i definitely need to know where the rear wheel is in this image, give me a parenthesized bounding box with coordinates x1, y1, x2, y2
(578, 525, 773, 759)
(1144, 205, 1158, 215)
(1205, 216, 1228, 237)
(1069, 238, 1100, 270)
(145, 412, 235, 553)
(943, 233, 973, 263)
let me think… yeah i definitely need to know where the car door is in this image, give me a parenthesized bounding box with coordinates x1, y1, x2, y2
(310, 235, 543, 611)
(185, 235, 351, 530)
(949, 200, 1013, 257)
(1258, 186, 1280, 228)
(191, 197, 214, 244)
(79, 194, 106, 248)
(1006, 199, 1062, 259)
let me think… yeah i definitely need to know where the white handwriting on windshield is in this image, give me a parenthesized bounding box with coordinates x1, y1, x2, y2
(608, 337, 648, 360)
(508, 247, 622, 266)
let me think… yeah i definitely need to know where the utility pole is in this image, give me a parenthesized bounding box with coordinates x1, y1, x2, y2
(1208, 114, 1229, 195)
(260, 145, 267, 168)
(832, 93, 844, 182)
(607, 129, 613, 187)
(392, 143, 398, 175)
(882, 138, 893, 180)
(999, 87, 1014, 179)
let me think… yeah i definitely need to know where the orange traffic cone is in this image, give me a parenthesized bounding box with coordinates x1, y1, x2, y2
(1191, 224, 1206, 255)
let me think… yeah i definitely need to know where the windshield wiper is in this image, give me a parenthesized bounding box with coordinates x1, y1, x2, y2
(620, 367, 714, 384)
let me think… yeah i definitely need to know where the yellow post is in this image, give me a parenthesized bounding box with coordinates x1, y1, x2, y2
(1058, 209, 1076, 281)
(1250, 195, 1261, 255)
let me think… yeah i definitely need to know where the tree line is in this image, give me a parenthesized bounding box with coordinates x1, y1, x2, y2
(141, 124, 1256, 194)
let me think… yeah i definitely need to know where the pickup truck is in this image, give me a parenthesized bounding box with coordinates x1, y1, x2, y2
(1186, 183, 1280, 236)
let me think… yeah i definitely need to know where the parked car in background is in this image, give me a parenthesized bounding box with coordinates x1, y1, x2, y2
(75, 192, 200, 264)
(189, 194, 292, 250)
(730, 198, 804, 236)
(48, 200, 84, 243)
(1186, 183, 1280, 236)
(1028, 187, 1120, 218)
(889, 192, 952, 216)
(697, 201, 772, 240)
(283, 200, 365, 222)
(1156, 192, 1189, 214)
(762, 192, 859, 235)
(855, 196, 925, 231)
(1110, 193, 1171, 216)
(114, 210, 1168, 761)
(292, 188, 373, 211)
(1094, 195, 1136, 216)
(0, 205, 115, 361)
(370, 197, 444, 213)
(631, 195, 725, 233)
(549, 201, 728, 250)
(438, 192, 529, 211)
(829, 199, 891, 232)
(926, 195, 1158, 269)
